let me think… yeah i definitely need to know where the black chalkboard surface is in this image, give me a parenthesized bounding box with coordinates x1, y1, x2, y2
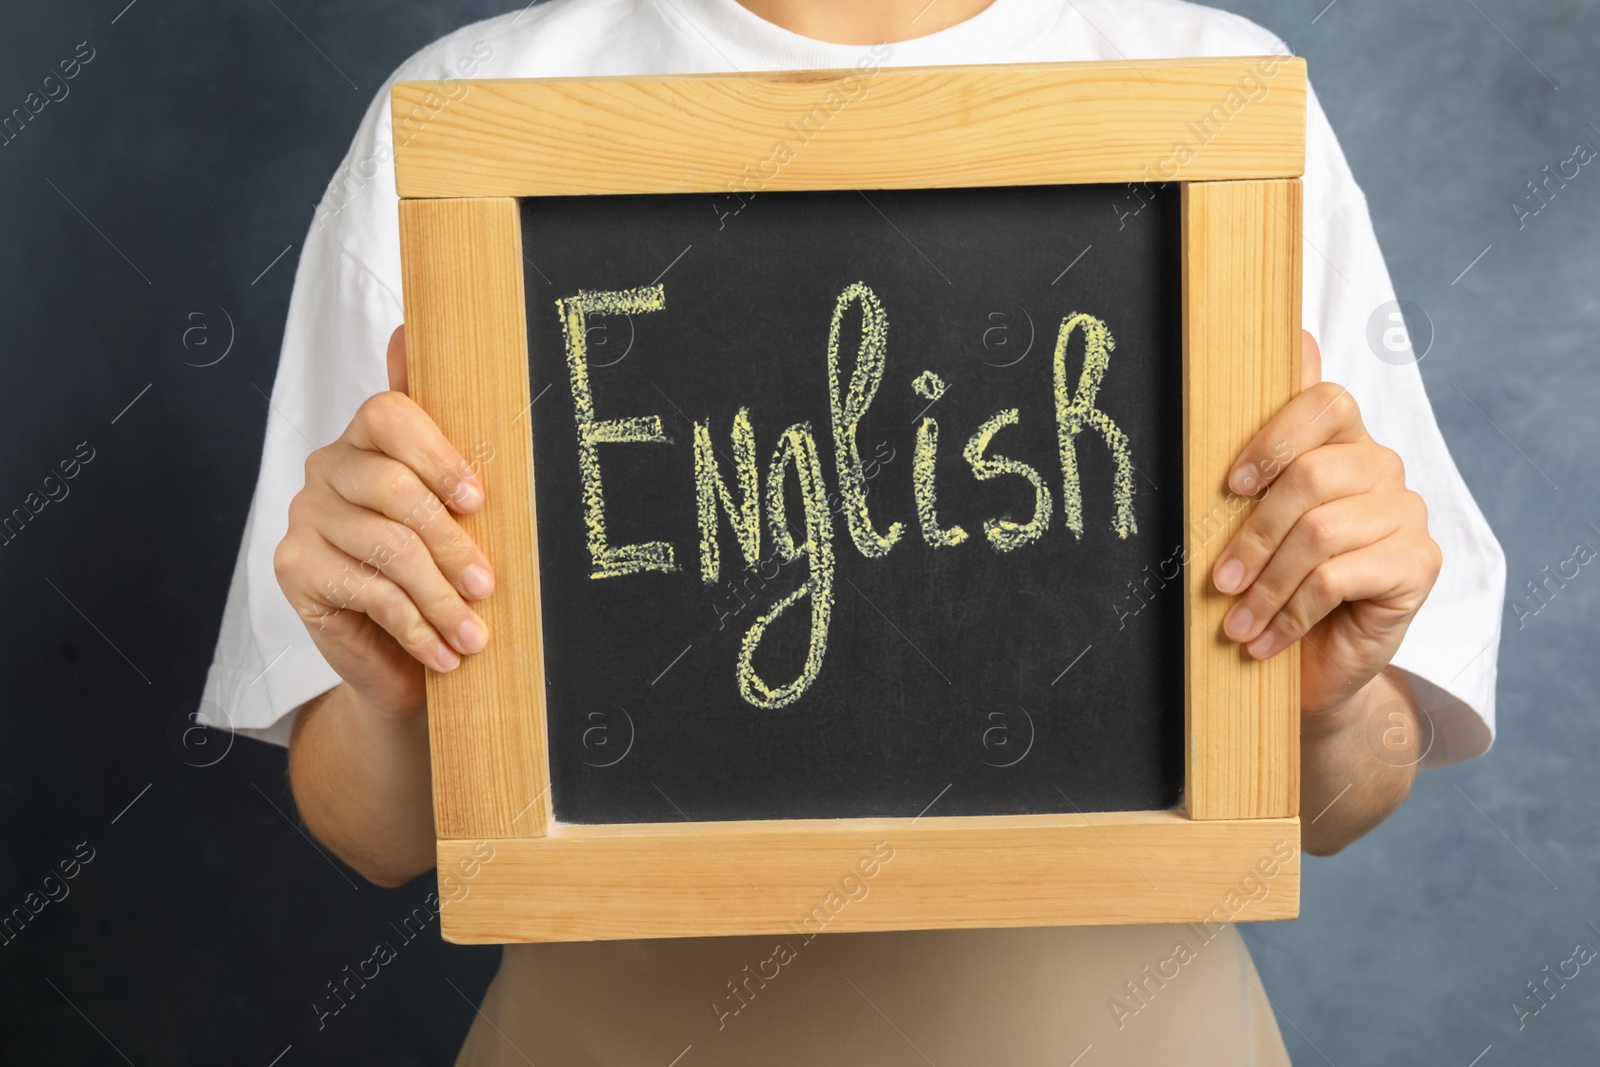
(521, 183, 1184, 824)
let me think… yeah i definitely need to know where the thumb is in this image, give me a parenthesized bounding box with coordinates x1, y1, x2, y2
(1301, 329, 1322, 390)
(386, 325, 409, 395)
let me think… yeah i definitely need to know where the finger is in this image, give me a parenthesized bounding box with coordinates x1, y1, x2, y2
(275, 528, 461, 671)
(1301, 330, 1322, 390)
(1222, 490, 1416, 646)
(387, 325, 408, 395)
(1226, 380, 1369, 497)
(342, 391, 485, 514)
(312, 444, 495, 601)
(307, 493, 489, 658)
(1242, 533, 1434, 661)
(1213, 443, 1394, 594)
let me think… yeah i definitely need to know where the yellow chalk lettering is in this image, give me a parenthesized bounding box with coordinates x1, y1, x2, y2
(737, 423, 835, 708)
(910, 370, 964, 546)
(1053, 312, 1137, 539)
(556, 285, 676, 579)
(827, 282, 903, 558)
(911, 370, 946, 401)
(913, 418, 967, 548)
(963, 408, 1052, 552)
(694, 408, 762, 583)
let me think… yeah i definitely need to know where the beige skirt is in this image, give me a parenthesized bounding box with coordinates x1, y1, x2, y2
(453, 924, 1291, 1065)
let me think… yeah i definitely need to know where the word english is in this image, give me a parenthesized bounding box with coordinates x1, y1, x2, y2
(556, 282, 1140, 709)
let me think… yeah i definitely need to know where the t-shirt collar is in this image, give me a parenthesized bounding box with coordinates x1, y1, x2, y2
(653, 0, 1063, 71)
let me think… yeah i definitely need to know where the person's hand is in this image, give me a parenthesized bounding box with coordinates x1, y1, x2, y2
(1210, 331, 1442, 721)
(273, 325, 494, 719)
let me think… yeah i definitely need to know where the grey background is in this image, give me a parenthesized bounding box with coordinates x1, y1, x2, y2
(0, 0, 1593, 1063)
(1212, 4, 1600, 1066)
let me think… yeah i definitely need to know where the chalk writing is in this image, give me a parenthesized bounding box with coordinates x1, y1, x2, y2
(556, 282, 1138, 707)
(739, 424, 836, 708)
(557, 285, 676, 579)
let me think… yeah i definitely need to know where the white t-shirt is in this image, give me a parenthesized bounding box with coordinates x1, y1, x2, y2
(198, 0, 1506, 1060)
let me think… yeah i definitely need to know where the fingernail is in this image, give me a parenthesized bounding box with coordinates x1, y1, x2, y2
(1224, 604, 1254, 641)
(1215, 557, 1245, 594)
(434, 642, 461, 671)
(461, 564, 495, 599)
(1230, 467, 1258, 495)
(1247, 630, 1278, 659)
(457, 617, 488, 655)
(453, 480, 484, 511)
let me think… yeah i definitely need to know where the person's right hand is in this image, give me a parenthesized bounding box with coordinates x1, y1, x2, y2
(273, 325, 494, 719)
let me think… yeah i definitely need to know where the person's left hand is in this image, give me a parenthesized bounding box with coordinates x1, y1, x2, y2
(1210, 330, 1442, 720)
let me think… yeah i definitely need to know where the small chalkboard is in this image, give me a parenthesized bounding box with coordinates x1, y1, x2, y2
(524, 184, 1185, 823)
(394, 59, 1306, 944)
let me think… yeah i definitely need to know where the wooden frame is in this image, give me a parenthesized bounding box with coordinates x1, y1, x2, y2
(395, 58, 1305, 944)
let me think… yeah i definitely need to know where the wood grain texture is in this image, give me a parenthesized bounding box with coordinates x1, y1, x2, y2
(396, 66, 1309, 935)
(398, 197, 551, 838)
(1182, 179, 1303, 820)
(392, 58, 1306, 198)
(437, 812, 1300, 943)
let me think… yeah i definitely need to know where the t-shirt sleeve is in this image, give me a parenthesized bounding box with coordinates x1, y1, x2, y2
(194, 15, 513, 746)
(1301, 85, 1505, 768)
(195, 224, 400, 747)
